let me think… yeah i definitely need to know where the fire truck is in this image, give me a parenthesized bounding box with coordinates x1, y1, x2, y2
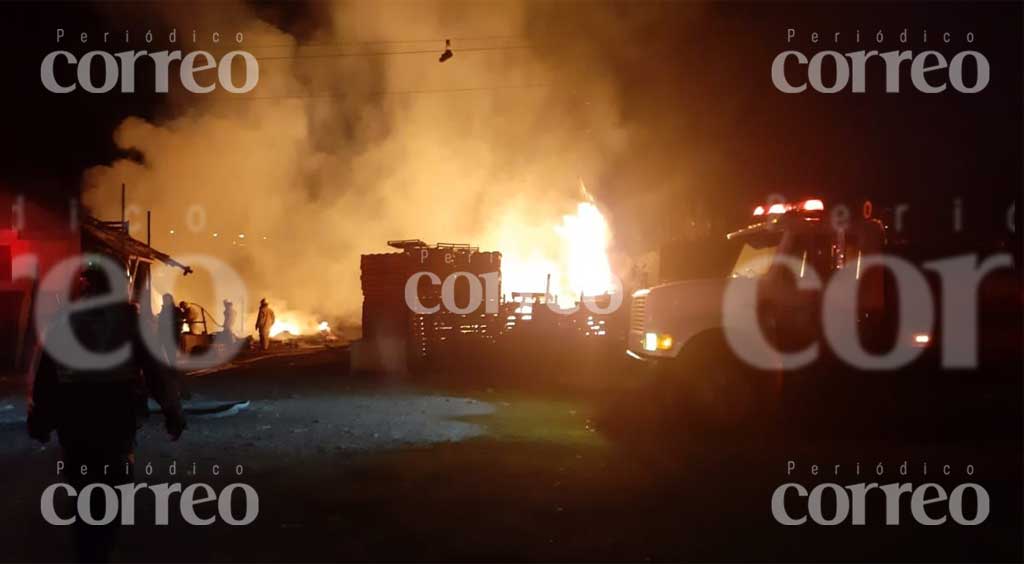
(626, 198, 1021, 427)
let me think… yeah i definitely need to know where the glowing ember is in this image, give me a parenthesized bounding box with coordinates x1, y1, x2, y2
(259, 306, 323, 338)
(269, 320, 301, 337)
(318, 321, 330, 332)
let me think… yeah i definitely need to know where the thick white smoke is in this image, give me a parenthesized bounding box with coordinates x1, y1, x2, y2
(83, 1, 630, 333)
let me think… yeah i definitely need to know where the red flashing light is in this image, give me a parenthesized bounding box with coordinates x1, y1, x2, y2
(752, 198, 824, 217)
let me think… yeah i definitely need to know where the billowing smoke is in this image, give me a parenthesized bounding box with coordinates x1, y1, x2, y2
(82, 1, 634, 333)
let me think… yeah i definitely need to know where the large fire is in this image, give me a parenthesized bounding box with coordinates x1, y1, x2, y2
(258, 184, 616, 338)
(267, 310, 325, 338)
(499, 182, 616, 307)
(556, 200, 615, 297)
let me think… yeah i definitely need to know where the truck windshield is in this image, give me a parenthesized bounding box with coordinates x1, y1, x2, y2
(659, 231, 783, 282)
(729, 231, 784, 279)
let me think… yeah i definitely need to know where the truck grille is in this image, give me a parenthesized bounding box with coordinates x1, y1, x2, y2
(630, 295, 647, 332)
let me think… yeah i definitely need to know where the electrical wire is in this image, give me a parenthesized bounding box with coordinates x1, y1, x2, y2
(254, 44, 531, 61)
(240, 35, 527, 50)
(181, 35, 542, 100)
(207, 83, 550, 101)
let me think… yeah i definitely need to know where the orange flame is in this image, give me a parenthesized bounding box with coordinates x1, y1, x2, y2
(499, 180, 615, 306)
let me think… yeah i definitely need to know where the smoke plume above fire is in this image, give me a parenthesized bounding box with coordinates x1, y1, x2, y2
(82, 1, 632, 332)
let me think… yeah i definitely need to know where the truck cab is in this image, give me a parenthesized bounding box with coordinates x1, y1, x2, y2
(628, 198, 1020, 430)
(627, 199, 889, 367)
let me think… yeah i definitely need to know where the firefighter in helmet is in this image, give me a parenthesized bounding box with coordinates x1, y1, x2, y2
(255, 298, 275, 351)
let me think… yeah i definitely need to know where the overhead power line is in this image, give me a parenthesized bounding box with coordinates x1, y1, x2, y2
(254, 44, 532, 62)
(208, 83, 550, 102)
(241, 35, 527, 50)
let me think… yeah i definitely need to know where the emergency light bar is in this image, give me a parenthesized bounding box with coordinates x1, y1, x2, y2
(752, 199, 825, 216)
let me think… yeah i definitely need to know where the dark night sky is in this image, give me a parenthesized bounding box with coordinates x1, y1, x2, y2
(1, 1, 1020, 245)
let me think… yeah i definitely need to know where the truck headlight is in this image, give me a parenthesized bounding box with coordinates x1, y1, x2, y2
(643, 332, 674, 352)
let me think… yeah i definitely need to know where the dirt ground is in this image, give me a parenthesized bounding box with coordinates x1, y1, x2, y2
(0, 347, 1020, 562)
